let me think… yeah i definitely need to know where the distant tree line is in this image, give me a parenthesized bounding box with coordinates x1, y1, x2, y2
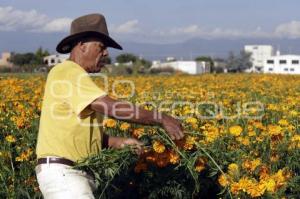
(7, 47, 50, 72)
(2, 47, 252, 74)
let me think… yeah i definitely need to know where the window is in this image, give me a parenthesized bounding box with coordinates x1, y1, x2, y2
(290, 68, 295, 71)
(279, 60, 287, 64)
(51, 59, 55, 64)
(292, 60, 299, 64)
(45, 60, 48, 65)
(269, 68, 273, 71)
(284, 68, 288, 71)
(267, 60, 274, 64)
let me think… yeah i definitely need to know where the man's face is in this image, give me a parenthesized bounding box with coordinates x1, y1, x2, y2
(81, 40, 109, 73)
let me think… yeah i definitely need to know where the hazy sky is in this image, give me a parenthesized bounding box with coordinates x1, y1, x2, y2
(1, 0, 300, 44)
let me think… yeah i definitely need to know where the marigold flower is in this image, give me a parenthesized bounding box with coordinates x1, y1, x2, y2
(229, 125, 243, 136)
(169, 150, 180, 164)
(5, 135, 16, 143)
(120, 122, 130, 131)
(132, 128, 144, 138)
(218, 174, 231, 187)
(242, 158, 261, 172)
(152, 140, 165, 153)
(195, 157, 206, 172)
(228, 163, 239, 177)
(278, 119, 289, 126)
(15, 148, 33, 162)
(183, 136, 196, 150)
(103, 118, 116, 128)
(268, 125, 282, 136)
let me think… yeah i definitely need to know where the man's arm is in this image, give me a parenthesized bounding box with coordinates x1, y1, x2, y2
(90, 95, 184, 140)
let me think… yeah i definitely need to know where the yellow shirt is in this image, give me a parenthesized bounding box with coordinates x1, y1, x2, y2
(36, 60, 106, 162)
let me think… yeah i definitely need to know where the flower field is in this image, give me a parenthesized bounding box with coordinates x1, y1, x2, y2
(0, 73, 300, 198)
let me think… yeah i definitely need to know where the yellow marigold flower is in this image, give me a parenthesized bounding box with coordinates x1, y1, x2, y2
(229, 125, 243, 136)
(278, 119, 289, 126)
(289, 110, 298, 117)
(120, 122, 130, 131)
(185, 117, 197, 124)
(185, 117, 198, 129)
(248, 130, 256, 137)
(5, 135, 16, 143)
(228, 163, 239, 177)
(169, 151, 180, 164)
(195, 157, 206, 172)
(183, 136, 196, 150)
(268, 125, 282, 136)
(218, 174, 231, 187)
(237, 177, 254, 193)
(153, 140, 165, 153)
(247, 182, 266, 197)
(103, 118, 116, 128)
(289, 135, 300, 149)
(261, 178, 276, 193)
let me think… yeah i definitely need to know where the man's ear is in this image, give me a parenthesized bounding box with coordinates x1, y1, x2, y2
(78, 42, 87, 53)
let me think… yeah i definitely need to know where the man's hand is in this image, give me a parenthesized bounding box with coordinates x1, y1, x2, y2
(109, 137, 143, 155)
(161, 114, 184, 140)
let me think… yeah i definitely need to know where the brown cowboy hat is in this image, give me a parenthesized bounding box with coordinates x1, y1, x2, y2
(56, 13, 122, 54)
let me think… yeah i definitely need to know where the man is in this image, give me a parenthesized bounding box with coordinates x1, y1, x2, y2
(35, 13, 184, 198)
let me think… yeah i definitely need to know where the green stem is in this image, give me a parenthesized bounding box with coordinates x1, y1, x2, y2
(195, 143, 233, 199)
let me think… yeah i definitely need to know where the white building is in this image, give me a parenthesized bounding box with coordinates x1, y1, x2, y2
(244, 45, 274, 72)
(264, 53, 300, 74)
(43, 54, 69, 67)
(0, 52, 13, 68)
(151, 61, 206, 74)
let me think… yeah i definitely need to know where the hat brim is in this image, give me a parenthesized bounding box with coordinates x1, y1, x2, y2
(56, 31, 123, 54)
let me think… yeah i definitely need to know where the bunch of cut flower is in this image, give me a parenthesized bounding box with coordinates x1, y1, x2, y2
(73, 127, 230, 199)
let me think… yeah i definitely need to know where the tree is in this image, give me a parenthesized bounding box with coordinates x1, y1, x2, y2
(116, 53, 138, 63)
(238, 50, 252, 71)
(10, 52, 36, 66)
(195, 56, 214, 72)
(102, 56, 112, 65)
(137, 58, 151, 68)
(33, 47, 49, 65)
(225, 50, 252, 72)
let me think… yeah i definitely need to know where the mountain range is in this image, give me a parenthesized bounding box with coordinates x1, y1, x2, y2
(1, 31, 300, 61)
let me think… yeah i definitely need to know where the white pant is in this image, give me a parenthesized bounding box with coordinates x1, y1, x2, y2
(35, 160, 96, 199)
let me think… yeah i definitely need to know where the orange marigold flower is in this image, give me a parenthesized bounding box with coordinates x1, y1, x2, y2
(169, 150, 180, 164)
(218, 174, 231, 187)
(103, 118, 116, 128)
(120, 122, 130, 131)
(132, 128, 144, 138)
(195, 157, 206, 172)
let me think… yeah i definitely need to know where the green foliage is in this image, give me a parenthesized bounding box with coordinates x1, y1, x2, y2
(195, 56, 214, 71)
(226, 50, 252, 72)
(10, 53, 36, 66)
(116, 53, 138, 64)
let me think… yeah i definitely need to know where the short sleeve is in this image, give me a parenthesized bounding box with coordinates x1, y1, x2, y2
(66, 68, 107, 117)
